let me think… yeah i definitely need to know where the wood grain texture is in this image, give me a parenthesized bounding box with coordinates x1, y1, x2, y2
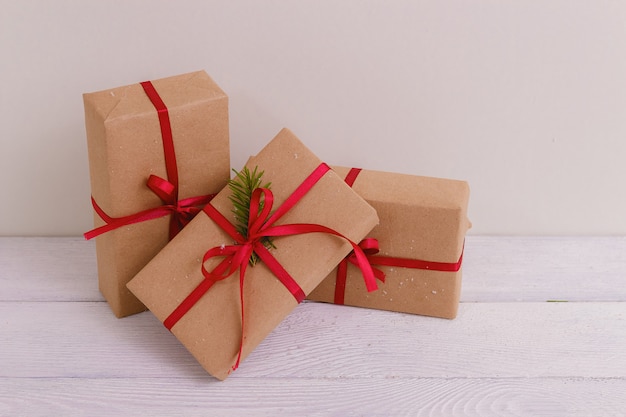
(1, 237, 625, 416)
(462, 236, 626, 302)
(1, 301, 624, 379)
(1, 377, 624, 417)
(0, 237, 101, 301)
(2, 236, 625, 302)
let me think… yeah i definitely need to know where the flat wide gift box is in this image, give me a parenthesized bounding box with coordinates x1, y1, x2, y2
(308, 167, 471, 319)
(127, 129, 379, 380)
(83, 70, 230, 318)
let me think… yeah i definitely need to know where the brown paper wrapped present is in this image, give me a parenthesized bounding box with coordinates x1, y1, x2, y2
(308, 167, 471, 319)
(83, 70, 230, 318)
(127, 129, 379, 380)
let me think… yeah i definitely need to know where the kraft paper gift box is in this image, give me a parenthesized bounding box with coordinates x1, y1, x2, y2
(308, 167, 471, 319)
(83, 70, 229, 318)
(127, 128, 379, 380)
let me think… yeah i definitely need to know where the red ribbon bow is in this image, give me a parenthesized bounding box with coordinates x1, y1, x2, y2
(84, 81, 215, 241)
(334, 238, 387, 304)
(163, 163, 379, 371)
(334, 168, 464, 304)
(84, 178, 214, 240)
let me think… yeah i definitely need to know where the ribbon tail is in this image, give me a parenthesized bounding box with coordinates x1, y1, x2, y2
(350, 244, 378, 292)
(254, 244, 306, 303)
(263, 223, 379, 294)
(169, 217, 181, 240)
(334, 259, 348, 305)
(84, 205, 175, 240)
(232, 263, 248, 372)
(163, 256, 234, 330)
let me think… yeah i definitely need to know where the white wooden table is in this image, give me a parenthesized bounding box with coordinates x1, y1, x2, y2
(1, 236, 625, 416)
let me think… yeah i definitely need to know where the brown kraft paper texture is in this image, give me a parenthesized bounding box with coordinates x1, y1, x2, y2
(127, 128, 379, 380)
(308, 166, 471, 319)
(84, 70, 230, 318)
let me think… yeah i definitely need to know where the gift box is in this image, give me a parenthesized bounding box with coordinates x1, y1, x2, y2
(127, 129, 379, 380)
(83, 70, 230, 318)
(308, 167, 471, 319)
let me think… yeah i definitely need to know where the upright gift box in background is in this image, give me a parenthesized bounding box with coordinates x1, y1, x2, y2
(308, 166, 471, 319)
(83, 70, 230, 318)
(127, 128, 379, 380)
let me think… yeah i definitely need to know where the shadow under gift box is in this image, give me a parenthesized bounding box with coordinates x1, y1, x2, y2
(308, 167, 471, 319)
(83, 70, 230, 318)
(127, 128, 379, 380)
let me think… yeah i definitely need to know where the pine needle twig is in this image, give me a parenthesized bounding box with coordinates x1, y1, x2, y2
(228, 166, 275, 265)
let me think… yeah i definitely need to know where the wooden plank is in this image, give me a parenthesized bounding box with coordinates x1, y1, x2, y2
(0, 237, 101, 302)
(2, 301, 624, 379)
(1, 237, 625, 416)
(2, 236, 625, 302)
(0, 301, 204, 379)
(462, 236, 626, 302)
(0, 376, 624, 417)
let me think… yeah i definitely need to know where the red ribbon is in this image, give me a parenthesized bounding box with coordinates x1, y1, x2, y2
(84, 81, 215, 241)
(334, 237, 387, 305)
(163, 163, 378, 371)
(334, 168, 464, 304)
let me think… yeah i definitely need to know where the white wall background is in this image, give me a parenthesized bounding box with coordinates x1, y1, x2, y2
(1, 0, 625, 236)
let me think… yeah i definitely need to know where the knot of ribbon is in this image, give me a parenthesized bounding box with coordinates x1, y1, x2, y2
(162, 163, 379, 372)
(84, 177, 215, 240)
(334, 168, 465, 304)
(84, 80, 215, 241)
(334, 238, 386, 304)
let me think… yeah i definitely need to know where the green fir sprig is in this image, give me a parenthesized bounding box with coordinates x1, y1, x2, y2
(228, 166, 276, 266)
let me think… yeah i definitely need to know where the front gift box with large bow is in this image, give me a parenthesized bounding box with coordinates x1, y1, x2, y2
(308, 167, 471, 319)
(83, 70, 230, 318)
(127, 128, 379, 380)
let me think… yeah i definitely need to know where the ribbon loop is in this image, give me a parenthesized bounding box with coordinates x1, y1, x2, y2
(346, 239, 386, 284)
(247, 188, 274, 240)
(147, 175, 177, 204)
(356, 238, 380, 256)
